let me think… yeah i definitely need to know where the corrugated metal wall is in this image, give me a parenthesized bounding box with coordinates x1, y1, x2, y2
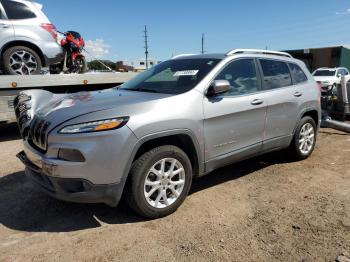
(340, 47, 350, 71)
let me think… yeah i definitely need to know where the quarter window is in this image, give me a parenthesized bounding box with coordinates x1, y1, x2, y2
(288, 63, 308, 84)
(260, 59, 292, 90)
(2, 0, 36, 20)
(214, 59, 259, 96)
(0, 7, 5, 19)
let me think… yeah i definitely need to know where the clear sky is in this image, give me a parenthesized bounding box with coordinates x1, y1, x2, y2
(38, 0, 350, 62)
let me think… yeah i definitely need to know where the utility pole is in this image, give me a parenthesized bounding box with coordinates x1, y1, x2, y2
(144, 25, 149, 69)
(201, 33, 205, 55)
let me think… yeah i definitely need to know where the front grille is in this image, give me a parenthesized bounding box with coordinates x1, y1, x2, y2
(8, 99, 14, 108)
(14, 93, 32, 138)
(29, 116, 50, 152)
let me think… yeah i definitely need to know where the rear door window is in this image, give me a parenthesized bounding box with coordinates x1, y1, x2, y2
(288, 63, 308, 84)
(2, 0, 36, 19)
(259, 59, 292, 90)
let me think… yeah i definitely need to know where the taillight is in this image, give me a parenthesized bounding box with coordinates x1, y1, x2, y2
(40, 23, 57, 40)
(316, 82, 322, 97)
(316, 82, 322, 106)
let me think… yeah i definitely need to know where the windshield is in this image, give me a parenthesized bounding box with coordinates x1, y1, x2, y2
(313, 69, 336, 77)
(119, 58, 221, 94)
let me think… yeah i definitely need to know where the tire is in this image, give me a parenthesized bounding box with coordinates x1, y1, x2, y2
(73, 56, 87, 74)
(289, 116, 317, 160)
(127, 145, 193, 219)
(2, 46, 42, 75)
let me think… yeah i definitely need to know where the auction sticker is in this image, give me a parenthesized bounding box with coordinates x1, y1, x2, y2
(174, 70, 199, 76)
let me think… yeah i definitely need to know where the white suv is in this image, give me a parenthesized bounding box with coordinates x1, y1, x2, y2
(0, 0, 63, 75)
(312, 67, 350, 90)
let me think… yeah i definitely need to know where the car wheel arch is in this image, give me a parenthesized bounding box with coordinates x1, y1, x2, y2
(1, 40, 46, 67)
(293, 108, 320, 136)
(124, 130, 204, 180)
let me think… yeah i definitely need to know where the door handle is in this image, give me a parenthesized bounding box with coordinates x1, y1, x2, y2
(0, 23, 9, 28)
(251, 99, 264, 105)
(294, 92, 303, 97)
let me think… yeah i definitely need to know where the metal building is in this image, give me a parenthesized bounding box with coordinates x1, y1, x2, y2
(284, 46, 350, 72)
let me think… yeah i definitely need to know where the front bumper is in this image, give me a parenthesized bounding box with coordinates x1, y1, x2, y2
(17, 151, 123, 206)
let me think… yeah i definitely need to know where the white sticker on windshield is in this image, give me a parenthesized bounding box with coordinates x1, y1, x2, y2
(174, 70, 199, 76)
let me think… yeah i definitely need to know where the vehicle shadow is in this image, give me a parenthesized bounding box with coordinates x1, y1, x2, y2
(319, 130, 350, 136)
(0, 151, 294, 233)
(0, 123, 21, 142)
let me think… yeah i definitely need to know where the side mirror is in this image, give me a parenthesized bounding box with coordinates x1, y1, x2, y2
(337, 74, 342, 78)
(207, 80, 231, 97)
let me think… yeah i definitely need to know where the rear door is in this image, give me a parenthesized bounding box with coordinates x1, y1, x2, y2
(203, 58, 267, 166)
(258, 59, 306, 150)
(1, 0, 43, 41)
(0, 1, 14, 47)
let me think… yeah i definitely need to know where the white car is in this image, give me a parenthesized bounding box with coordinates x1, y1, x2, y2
(0, 0, 63, 75)
(312, 67, 350, 90)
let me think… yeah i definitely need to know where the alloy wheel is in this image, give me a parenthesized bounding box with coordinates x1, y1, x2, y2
(9, 50, 38, 75)
(144, 158, 186, 209)
(298, 123, 315, 155)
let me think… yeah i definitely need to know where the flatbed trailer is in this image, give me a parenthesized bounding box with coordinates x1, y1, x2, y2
(0, 72, 137, 123)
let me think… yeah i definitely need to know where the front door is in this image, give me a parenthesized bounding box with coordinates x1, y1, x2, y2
(203, 58, 267, 169)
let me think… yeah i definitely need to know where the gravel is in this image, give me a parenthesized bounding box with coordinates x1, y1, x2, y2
(0, 124, 349, 261)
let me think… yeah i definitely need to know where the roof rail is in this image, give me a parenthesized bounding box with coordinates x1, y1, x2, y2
(226, 49, 293, 58)
(172, 54, 196, 59)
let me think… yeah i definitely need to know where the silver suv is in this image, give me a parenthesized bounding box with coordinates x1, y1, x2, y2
(0, 0, 63, 75)
(16, 49, 321, 218)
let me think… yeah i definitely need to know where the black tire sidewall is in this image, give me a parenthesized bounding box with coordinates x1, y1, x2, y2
(74, 56, 87, 74)
(128, 146, 192, 218)
(2, 46, 42, 75)
(292, 116, 317, 159)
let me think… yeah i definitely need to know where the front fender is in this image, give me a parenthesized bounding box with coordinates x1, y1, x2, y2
(123, 129, 205, 179)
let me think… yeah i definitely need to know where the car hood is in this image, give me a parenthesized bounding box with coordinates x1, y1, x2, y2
(35, 88, 171, 126)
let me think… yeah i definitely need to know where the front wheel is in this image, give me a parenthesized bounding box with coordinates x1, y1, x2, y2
(289, 116, 317, 160)
(127, 146, 193, 219)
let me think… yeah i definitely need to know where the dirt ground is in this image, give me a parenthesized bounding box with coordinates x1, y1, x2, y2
(0, 124, 349, 262)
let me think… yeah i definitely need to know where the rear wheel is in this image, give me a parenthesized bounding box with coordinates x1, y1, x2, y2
(73, 56, 87, 74)
(127, 146, 193, 218)
(289, 116, 317, 160)
(2, 46, 42, 75)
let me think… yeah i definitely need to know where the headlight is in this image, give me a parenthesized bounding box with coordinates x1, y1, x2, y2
(59, 117, 129, 134)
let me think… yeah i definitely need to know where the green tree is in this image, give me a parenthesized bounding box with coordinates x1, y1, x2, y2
(87, 60, 116, 71)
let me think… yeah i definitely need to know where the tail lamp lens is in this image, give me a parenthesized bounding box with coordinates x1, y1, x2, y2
(40, 23, 58, 40)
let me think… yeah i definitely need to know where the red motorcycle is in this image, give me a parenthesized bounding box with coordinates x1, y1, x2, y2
(50, 31, 87, 74)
